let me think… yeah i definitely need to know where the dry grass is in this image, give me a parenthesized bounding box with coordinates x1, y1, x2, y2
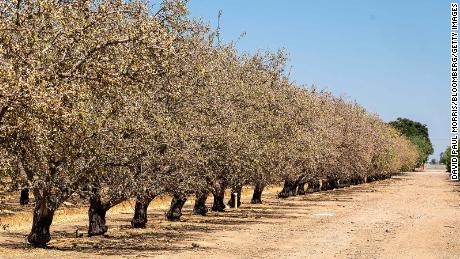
(0, 178, 425, 258)
(0, 185, 288, 258)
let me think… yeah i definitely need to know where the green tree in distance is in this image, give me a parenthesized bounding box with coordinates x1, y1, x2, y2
(440, 146, 458, 172)
(389, 118, 433, 167)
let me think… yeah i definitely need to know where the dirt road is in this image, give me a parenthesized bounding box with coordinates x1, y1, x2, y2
(1, 169, 459, 258)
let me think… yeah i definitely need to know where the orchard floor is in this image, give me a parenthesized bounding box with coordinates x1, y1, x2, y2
(1, 169, 460, 258)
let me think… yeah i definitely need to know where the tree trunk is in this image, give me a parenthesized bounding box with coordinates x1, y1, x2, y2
(20, 187, 29, 205)
(351, 177, 364, 185)
(328, 179, 339, 190)
(27, 198, 55, 247)
(278, 180, 297, 198)
(320, 179, 329, 191)
(211, 185, 226, 212)
(227, 186, 242, 208)
(307, 180, 320, 193)
(306, 182, 314, 193)
(297, 182, 306, 195)
(193, 190, 209, 216)
(131, 196, 154, 228)
(88, 194, 108, 237)
(343, 179, 351, 187)
(251, 182, 265, 204)
(165, 194, 187, 221)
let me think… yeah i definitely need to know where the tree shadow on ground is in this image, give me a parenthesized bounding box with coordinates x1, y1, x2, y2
(0, 178, 398, 256)
(0, 200, 311, 256)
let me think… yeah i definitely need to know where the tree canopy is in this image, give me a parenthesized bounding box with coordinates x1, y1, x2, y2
(388, 118, 433, 166)
(0, 0, 419, 247)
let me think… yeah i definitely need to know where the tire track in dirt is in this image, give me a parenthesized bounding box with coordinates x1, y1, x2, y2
(160, 170, 460, 259)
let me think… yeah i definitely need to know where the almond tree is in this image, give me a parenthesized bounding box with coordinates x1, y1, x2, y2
(0, 0, 175, 246)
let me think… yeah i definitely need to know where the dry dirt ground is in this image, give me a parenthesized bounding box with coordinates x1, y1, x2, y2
(0, 169, 459, 258)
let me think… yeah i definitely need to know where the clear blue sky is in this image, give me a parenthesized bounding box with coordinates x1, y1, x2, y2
(160, 0, 449, 160)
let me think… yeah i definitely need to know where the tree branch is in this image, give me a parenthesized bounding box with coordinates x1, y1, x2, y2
(71, 37, 140, 72)
(0, 106, 8, 124)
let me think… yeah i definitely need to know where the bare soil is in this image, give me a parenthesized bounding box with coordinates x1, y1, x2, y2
(0, 169, 459, 258)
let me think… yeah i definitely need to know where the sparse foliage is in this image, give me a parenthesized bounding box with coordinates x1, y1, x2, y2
(0, 0, 419, 247)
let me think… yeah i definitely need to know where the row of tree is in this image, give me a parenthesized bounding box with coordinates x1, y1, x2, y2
(0, 0, 419, 247)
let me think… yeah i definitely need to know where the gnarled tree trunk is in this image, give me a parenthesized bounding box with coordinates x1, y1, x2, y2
(297, 182, 306, 195)
(131, 195, 155, 228)
(165, 194, 187, 221)
(193, 190, 209, 216)
(351, 177, 364, 185)
(27, 198, 55, 247)
(20, 187, 29, 205)
(88, 193, 108, 237)
(227, 186, 242, 208)
(320, 179, 329, 191)
(306, 179, 320, 193)
(251, 182, 265, 204)
(340, 179, 350, 188)
(211, 182, 226, 212)
(278, 180, 297, 198)
(328, 179, 339, 190)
